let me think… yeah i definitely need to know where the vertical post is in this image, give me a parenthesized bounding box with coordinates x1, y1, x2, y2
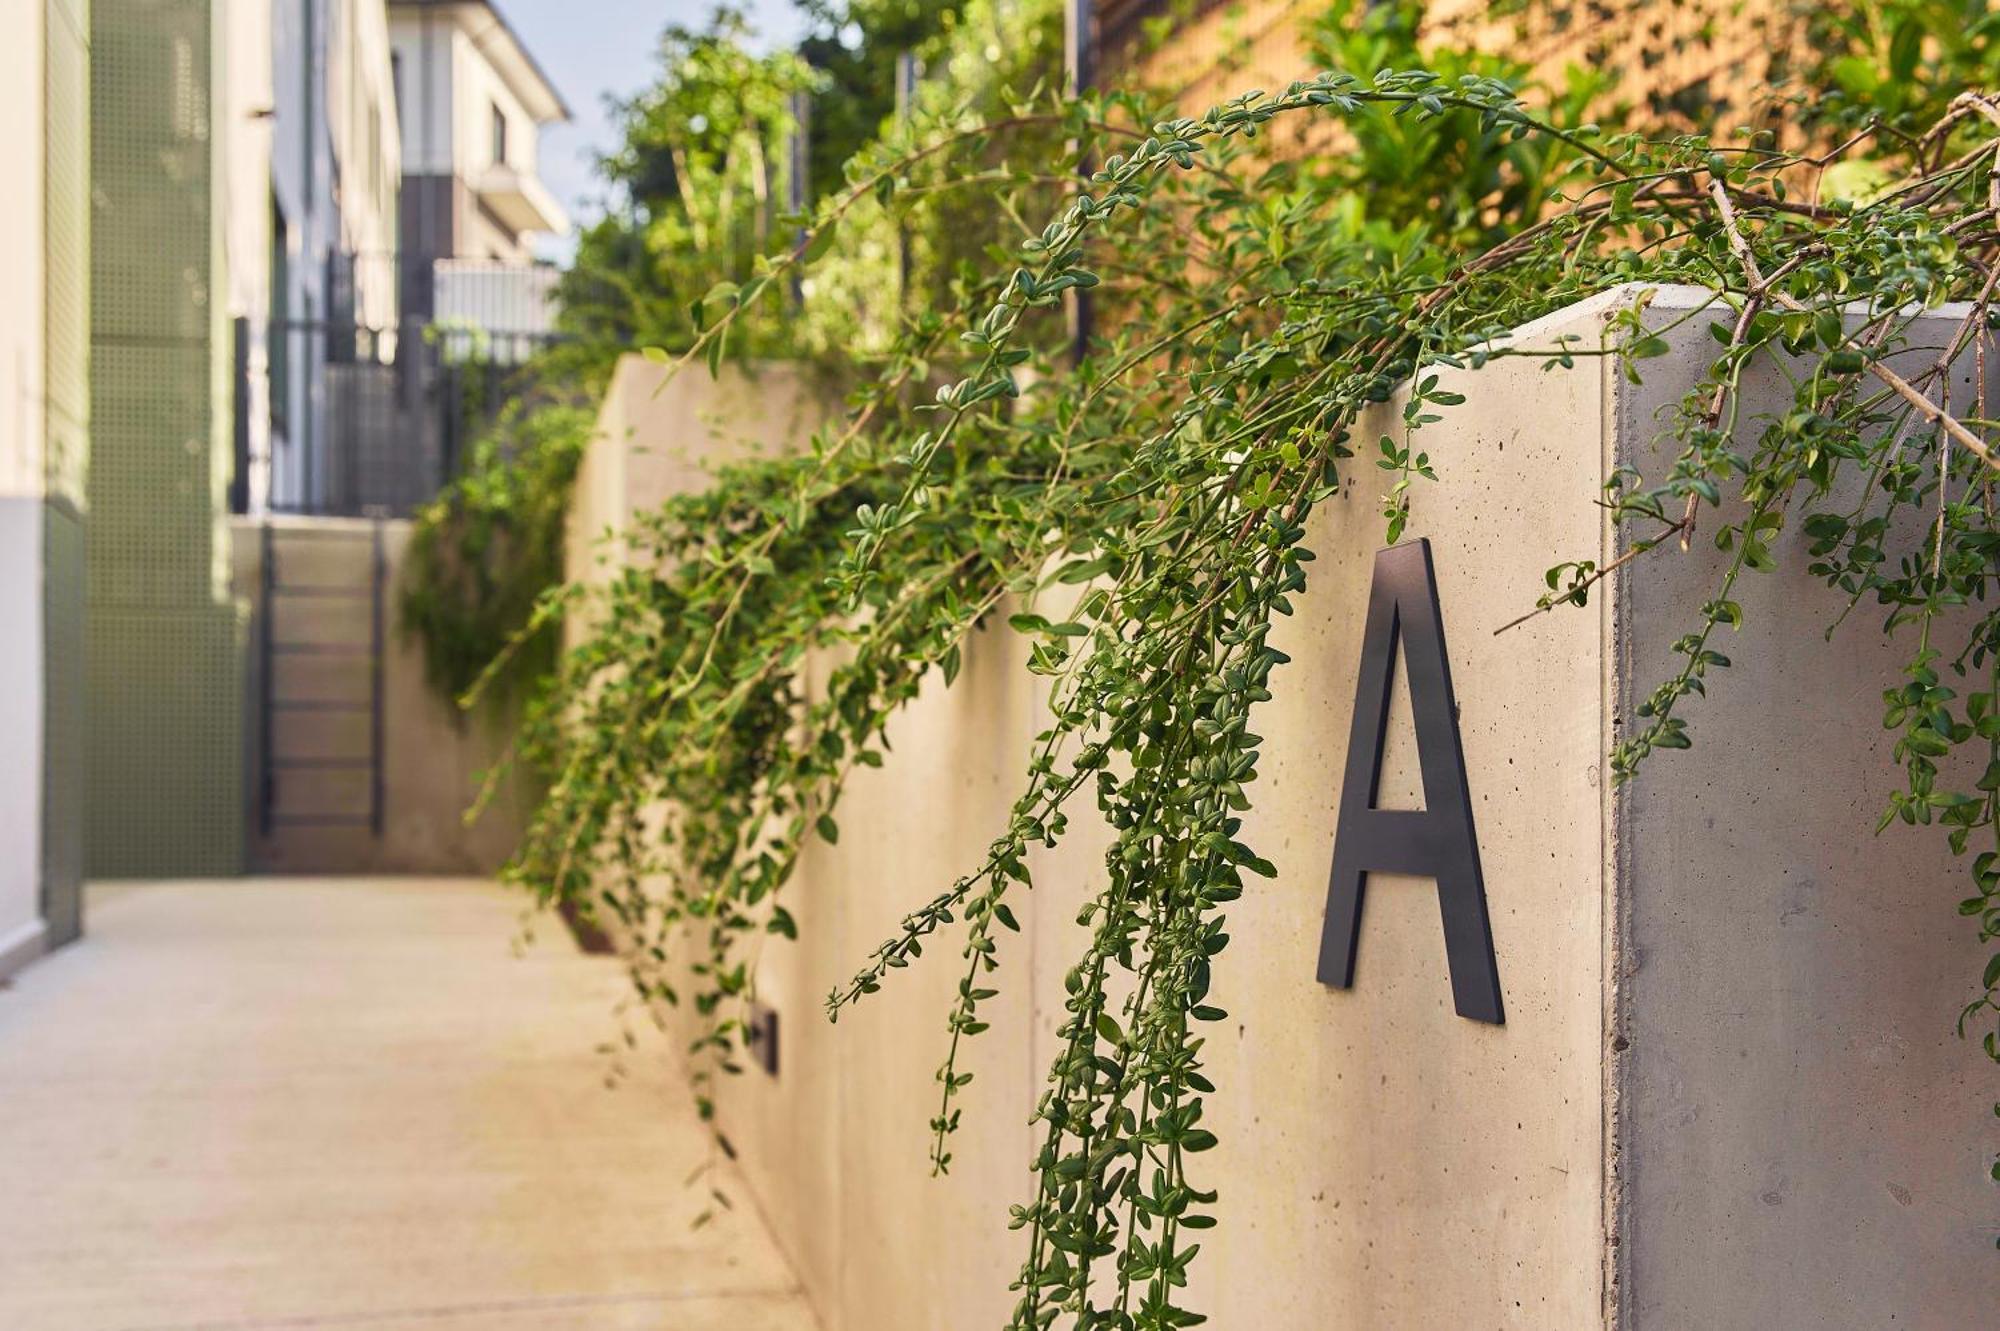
(369, 519, 386, 838)
(302, 296, 318, 513)
(895, 52, 920, 308)
(230, 317, 251, 515)
(258, 521, 276, 839)
(787, 89, 812, 306)
(1066, 0, 1095, 364)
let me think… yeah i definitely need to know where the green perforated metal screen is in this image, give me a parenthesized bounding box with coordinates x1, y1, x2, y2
(86, 0, 244, 877)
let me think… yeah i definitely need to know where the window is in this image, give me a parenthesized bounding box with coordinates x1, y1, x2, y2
(490, 102, 508, 167)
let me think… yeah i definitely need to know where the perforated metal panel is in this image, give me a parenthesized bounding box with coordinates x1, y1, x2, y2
(86, 0, 244, 877)
(85, 605, 246, 876)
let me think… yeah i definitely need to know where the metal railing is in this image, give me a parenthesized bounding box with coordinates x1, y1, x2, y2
(240, 249, 568, 519)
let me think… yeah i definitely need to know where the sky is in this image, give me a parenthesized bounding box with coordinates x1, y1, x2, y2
(499, 0, 809, 261)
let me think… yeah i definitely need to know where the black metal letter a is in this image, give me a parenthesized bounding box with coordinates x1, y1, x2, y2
(1316, 539, 1503, 1024)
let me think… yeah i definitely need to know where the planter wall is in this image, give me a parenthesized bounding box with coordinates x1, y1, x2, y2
(571, 291, 1995, 1327)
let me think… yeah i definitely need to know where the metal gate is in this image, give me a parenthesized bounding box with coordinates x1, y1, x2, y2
(256, 520, 385, 839)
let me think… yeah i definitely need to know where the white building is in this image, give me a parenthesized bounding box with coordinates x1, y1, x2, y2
(388, 0, 570, 343)
(259, 0, 407, 514)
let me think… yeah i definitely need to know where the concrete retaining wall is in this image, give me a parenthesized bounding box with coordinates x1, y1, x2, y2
(570, 292, 1996, 1327)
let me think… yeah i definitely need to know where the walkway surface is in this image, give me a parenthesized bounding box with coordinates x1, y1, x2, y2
(0, 878, 819, 1331)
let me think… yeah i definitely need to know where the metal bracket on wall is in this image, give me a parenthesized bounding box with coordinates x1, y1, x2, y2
(747, 1003, 780, 1078)
(1316, 539, 1504, 1024)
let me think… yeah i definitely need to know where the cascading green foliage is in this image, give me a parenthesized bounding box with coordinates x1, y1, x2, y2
(508, 64, 2000, 1319)
(400, 391, 597, 708)
(503, 34, 2000, 1316)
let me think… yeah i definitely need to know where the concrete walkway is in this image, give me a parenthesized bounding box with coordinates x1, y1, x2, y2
(0, 879, 819, 1331)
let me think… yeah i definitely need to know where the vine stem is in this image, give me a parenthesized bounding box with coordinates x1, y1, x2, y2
(1708, 179, 2000, 477)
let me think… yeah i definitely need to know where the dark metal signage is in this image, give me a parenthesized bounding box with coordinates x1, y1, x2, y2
(1316, 539, 1505, 1024)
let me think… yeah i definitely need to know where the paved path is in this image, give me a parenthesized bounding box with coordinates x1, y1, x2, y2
(0, 879, 819, 1331)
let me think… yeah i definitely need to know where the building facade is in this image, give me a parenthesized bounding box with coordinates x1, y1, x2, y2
(262, 0, 405, 515)
(0, 0, 90, 975)
(388, 0, 568, 347)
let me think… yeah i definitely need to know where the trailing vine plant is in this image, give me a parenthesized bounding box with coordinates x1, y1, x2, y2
(401, 392, 596, 708)
(500, 29, 2000, 1329)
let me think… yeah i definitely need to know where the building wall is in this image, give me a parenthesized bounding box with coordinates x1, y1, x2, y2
(1, 2, 51, 968)
(449, 19, 536, 183)
(1, 12, 51, 500)
(223, 0, 274, 514)
(0, 0, 90, 976)
(387, 7, 453, 175)
(268, 0, 336, 513)
(329, 0, 401, 326)
(388, 5, 559, 263)
(264, 0, 401, 514)
(42, 0, 90, 947)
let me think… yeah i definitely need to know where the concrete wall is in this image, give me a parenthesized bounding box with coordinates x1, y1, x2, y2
(566, 357, 829, 601)
(1607, 288, 1997, 1322)
(232, 515, 530, 875)
(569, 295, 1995, 1327)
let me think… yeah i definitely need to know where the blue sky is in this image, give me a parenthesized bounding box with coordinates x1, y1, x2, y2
(499, 1, 808, 260)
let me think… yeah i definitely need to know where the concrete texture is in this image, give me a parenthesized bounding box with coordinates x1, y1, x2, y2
(566, 358, 828, 606)
(567, 293, 1997, 1328)
(0, 878, 818, 1331)
(1608, 287, 2000, 1324)
(233, 516, 532, 876)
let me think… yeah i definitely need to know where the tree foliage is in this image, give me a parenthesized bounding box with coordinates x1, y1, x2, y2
(555, 10, 821, 361)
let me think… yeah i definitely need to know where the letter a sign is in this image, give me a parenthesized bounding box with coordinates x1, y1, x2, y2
(1316, 539, 1504, 1024)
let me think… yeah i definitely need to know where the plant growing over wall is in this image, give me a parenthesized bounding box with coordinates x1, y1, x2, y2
(502, 41, 2000, 1327)
(403, 1, 1059, 717)
(401, 392, 596, 708)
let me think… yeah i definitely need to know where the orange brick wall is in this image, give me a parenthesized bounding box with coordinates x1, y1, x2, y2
(1100, 0, 1801, 133)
